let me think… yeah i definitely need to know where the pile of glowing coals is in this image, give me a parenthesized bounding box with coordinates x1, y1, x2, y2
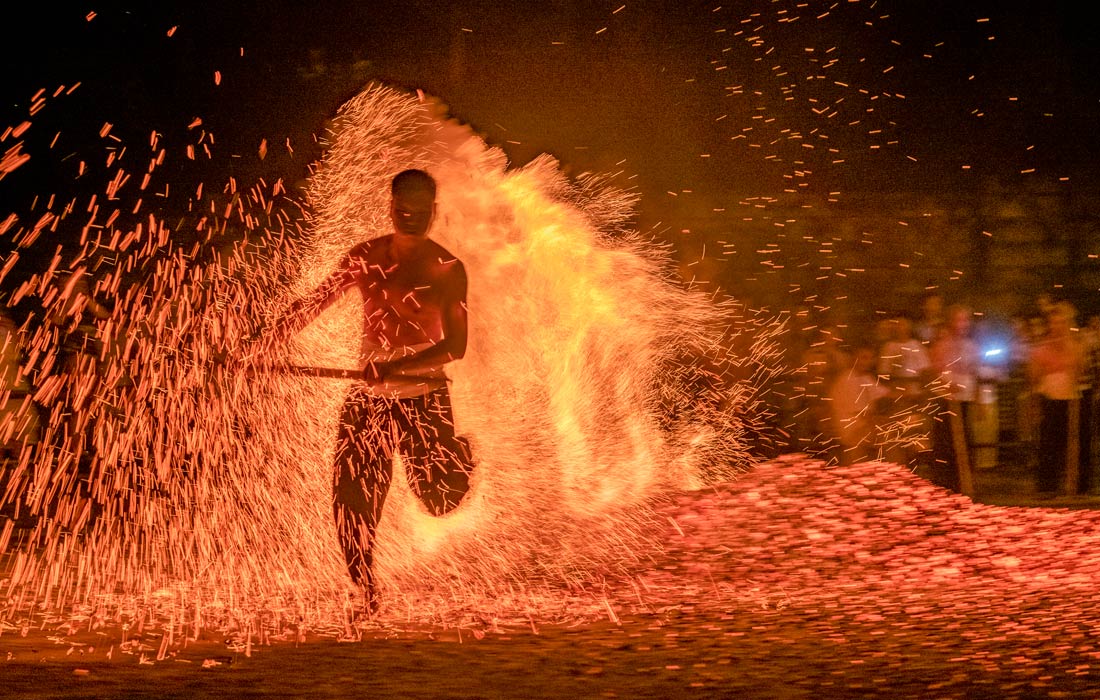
(636, 456, 1100, 623)
(0, 85, 778, 632)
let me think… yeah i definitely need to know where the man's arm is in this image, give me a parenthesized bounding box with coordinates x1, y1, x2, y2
(245, 250, 364, 358)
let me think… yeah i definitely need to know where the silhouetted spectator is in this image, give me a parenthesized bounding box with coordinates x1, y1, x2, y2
(1082, 313, 1100, 493)
(1036, 292, 1057, 320)
(872, 315, 894, 355)
(1, 309, 41, 520)
(878, 315, 930, 397)
(997, 314, 1034, 450)
(1028, 301, 1083, 495)
(915, 292, 944, 345)
(928, 305, 980, 491)
(1, 310, 39, 455)
(876, 314, 932, 466)
(794, 325, 848, 456)
(830, 344, 887, 465)
(36, 267, 112, 490)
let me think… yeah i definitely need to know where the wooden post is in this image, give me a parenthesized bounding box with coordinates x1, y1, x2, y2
(949, 400, 973, 497)
(1065, 397, 1081, 496)
(1087, 390, 1099, 495)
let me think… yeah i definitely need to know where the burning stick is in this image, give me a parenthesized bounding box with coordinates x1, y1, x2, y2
(255, 363, 449, 391)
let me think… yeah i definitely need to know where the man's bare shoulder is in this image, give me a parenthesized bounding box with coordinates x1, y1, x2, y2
(424, 239, 466, 275)
(423, 238, 461, 262)
(347, 237, 389, 259)
(341, 239, 394, 276)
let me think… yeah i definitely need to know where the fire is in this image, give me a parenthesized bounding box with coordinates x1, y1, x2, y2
(1, 84, 771, 631)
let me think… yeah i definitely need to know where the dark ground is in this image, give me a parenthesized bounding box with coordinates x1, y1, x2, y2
(4, 457, 1100, 699)
(4, 609, 1093, 700)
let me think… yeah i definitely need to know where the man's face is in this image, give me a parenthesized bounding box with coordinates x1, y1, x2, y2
(855, 348, 876, 372)
(1029, 317, 1046, 338)
(1049, 309, 1071, 335)
(390, 189, 435, 237)
(951, 310, 970, 335)
(893, 318, 912, 341)
(923, 296, 942, 317)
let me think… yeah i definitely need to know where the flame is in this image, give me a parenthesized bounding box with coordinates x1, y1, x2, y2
(1, 84, 773, 631)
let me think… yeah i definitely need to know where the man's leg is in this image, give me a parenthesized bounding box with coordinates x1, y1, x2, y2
(398, 389, 474, 516)
(1079, 390, 1094, 493)
(929, 399, 961, 492)
(333, 389, 396, 606)
(1036, 397, 1067, 494)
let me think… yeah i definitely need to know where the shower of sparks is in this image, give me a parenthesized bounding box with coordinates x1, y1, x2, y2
(0, 84, 777, 634)
(1, 8, 1090, 689)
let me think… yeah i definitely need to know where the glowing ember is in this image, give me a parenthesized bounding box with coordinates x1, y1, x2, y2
(6, 457, 1100, 696)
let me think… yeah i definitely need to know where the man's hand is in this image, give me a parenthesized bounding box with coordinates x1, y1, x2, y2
(364, 360, 394, 385)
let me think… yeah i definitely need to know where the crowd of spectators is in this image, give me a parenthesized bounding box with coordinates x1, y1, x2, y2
(5, 271, 1100, 500)
(778, 291, 1100, 496)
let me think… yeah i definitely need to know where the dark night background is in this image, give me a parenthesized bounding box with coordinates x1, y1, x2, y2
(1, 0, 1098, 263)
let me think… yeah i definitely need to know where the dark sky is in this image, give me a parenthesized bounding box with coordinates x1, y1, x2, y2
(2, 1, 1098, 222)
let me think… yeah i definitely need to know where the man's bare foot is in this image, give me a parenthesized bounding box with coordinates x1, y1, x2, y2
(363, 587, 379, 618)
(351, 580, 379, 621)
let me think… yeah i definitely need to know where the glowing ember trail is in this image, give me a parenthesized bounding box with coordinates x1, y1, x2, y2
(0, 85, 773, 631)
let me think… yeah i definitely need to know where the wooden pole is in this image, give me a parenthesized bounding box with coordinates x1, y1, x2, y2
(265, 365, 363, 380)
(949, 400, 973, 497)
(1088, 390, 1099, 495)
(255, 364, 449, 389)
(1065, 397, 1081, 496)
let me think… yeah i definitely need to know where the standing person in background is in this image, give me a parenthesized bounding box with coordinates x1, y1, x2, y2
(1080, 313, 1100, 493)
(877, 314, 931, 465)
(795, 325, 848, 457)
(0, 309, 39, 522)
(878, 315, 930, 397)
(928, 305, 980, 492)
(1018, 313, 1049, 448)
(872, 316, 894, 356)
(776, 306, 816, 453)
(1079, 313, 1100, 352)
(999, 314, 1034, 453)
(1036, 292, 1057, 321)
(1029, 302, 1084, 495)
(830, 344, 888, 465)
(1, 310, 39, 459)
(42, 267, 112, 478)
(915, 292, 944, 346)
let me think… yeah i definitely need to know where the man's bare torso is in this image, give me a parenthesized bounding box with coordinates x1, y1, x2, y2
(347, 235, 465, 352)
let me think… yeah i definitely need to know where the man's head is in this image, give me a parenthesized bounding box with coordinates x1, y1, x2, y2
(1027, 314, 1047, 340)
(852, 344, 877, 373)
(1037, 292, 1055, 316)
(920, 292, 943, 319)
(390, 169, 437, 237)
(892, 315, 913, 342)
(946, 304, 971, 337)
(1048, 301, 1076, 336)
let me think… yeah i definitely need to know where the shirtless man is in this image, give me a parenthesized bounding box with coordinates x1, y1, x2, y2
(262, 169, 473, 611)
